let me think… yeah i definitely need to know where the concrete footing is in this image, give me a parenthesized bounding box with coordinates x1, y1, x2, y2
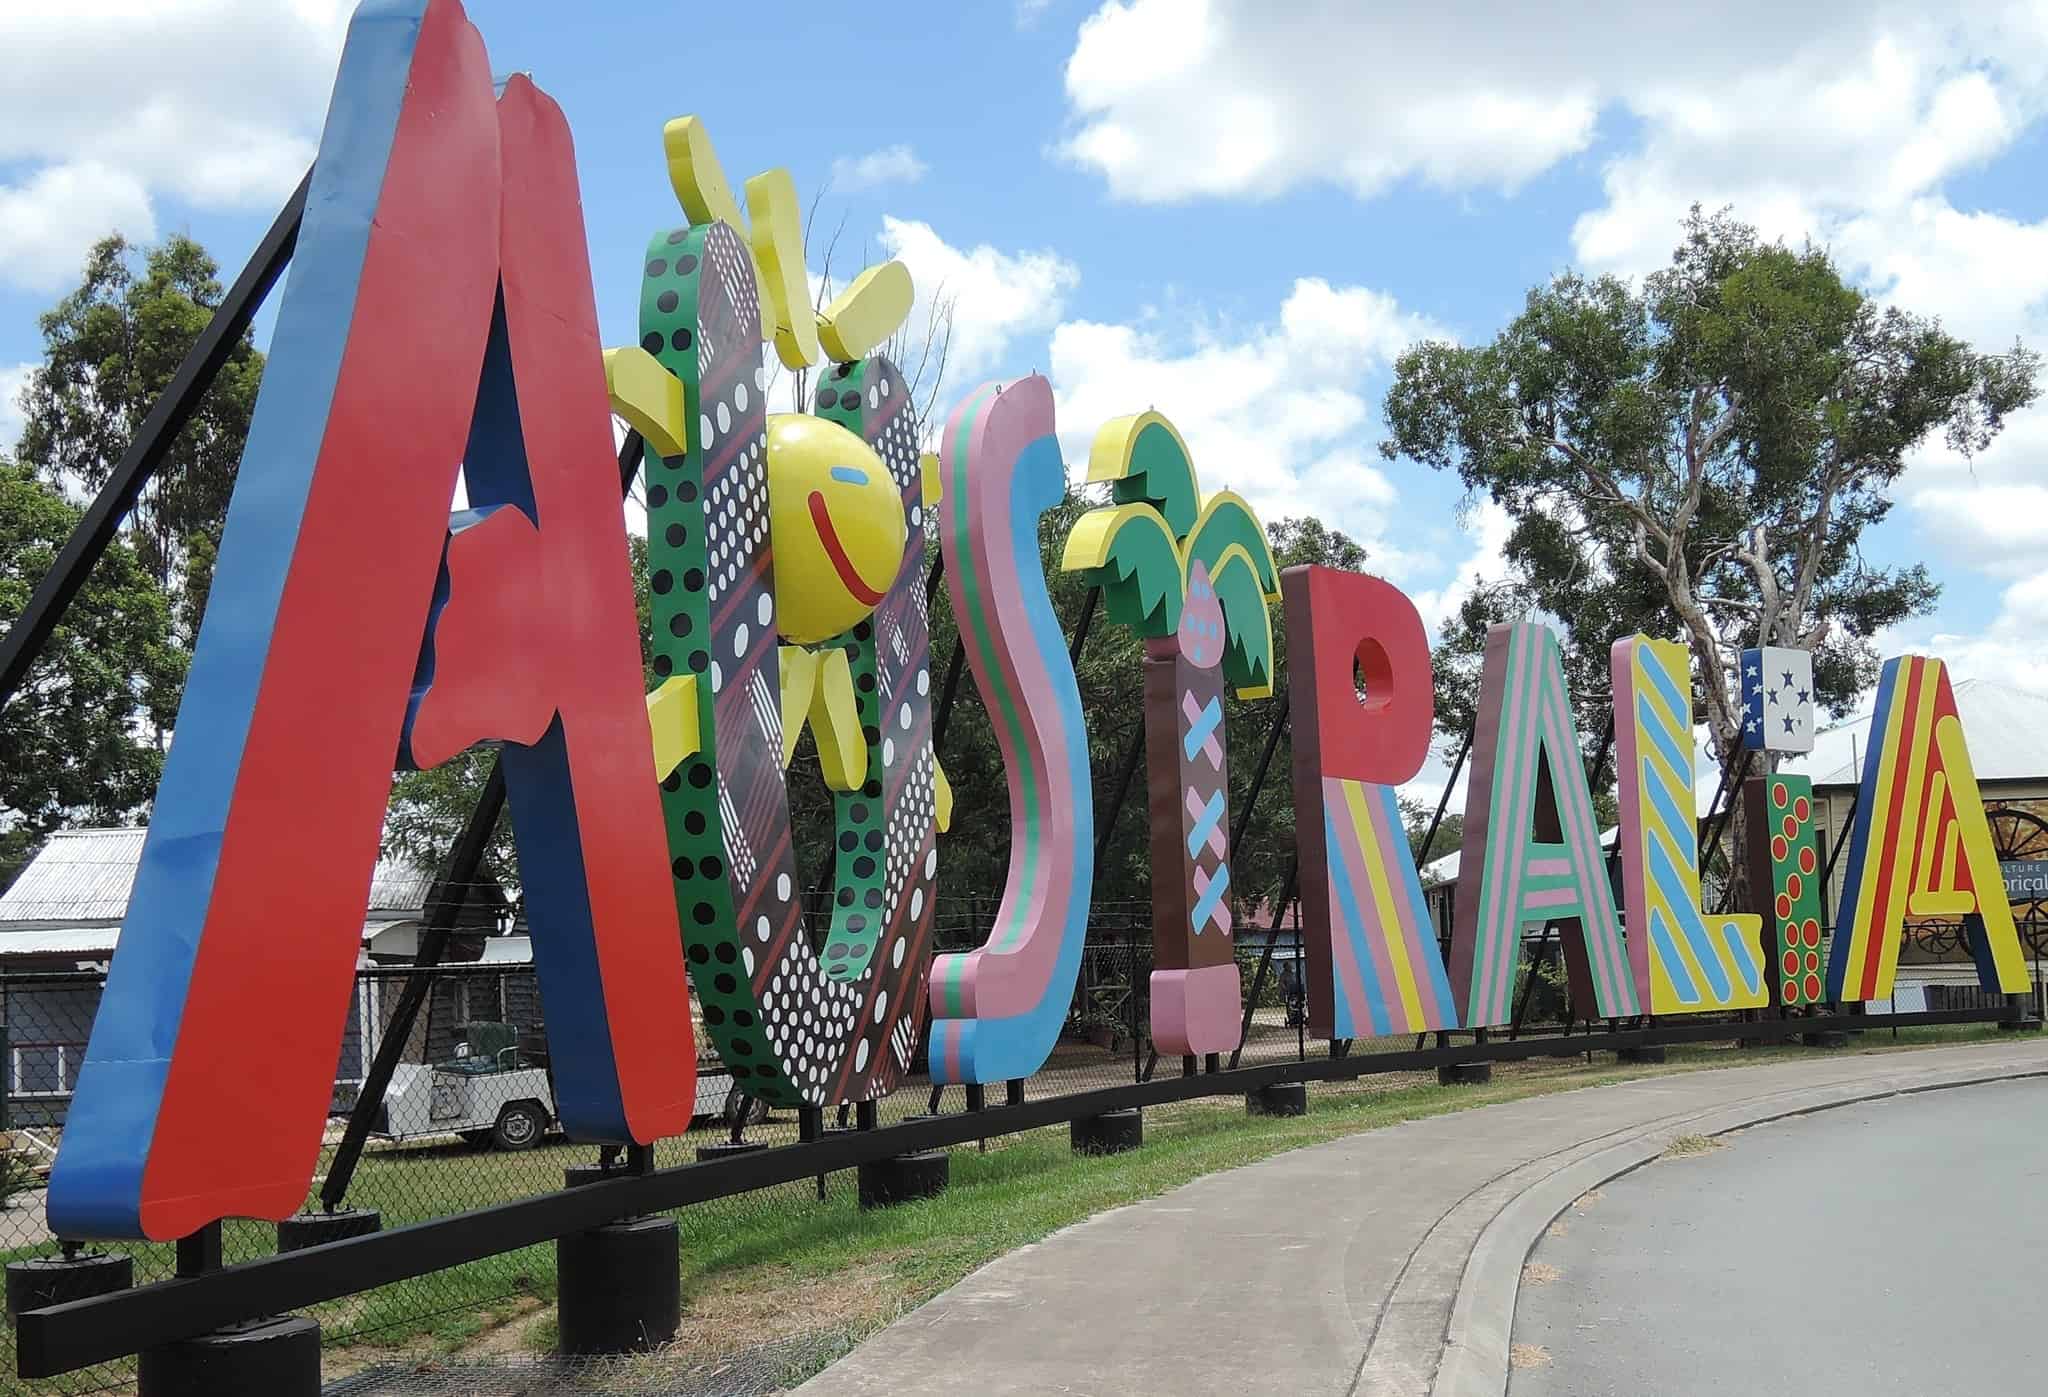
(5, 1249, 131, 1320)
(275, 1208, 380, 1252)
(139, 1315, 320, 1396)
(1247, 1082, 1309, 1117)
(556, 1215, 681, 1354)
(1070, 1108, 1143, 1156)
(858, 1150, 949, 1209)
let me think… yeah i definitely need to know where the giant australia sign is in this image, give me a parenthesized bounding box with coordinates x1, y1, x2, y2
(47, 0, 2032, 1241)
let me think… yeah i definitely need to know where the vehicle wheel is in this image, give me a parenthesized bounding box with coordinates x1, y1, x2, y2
(459, 1129, 491, 1149)
(721, 1084, 769, 1129)
(491, 1100, 546, 1151)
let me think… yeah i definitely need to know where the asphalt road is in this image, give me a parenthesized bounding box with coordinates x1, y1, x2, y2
(1512, 1076, 2048, 1396)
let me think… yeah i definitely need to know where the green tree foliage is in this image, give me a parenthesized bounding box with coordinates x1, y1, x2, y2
(1382, 207, 2039, 770)
(0, 460, 185, 878)
(17, 234, 265, 644)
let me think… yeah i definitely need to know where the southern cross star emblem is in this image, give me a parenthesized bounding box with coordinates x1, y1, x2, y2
(1741, 645, 1814, 754)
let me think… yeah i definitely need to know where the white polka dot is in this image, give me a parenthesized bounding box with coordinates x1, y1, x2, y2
(910, 506, 922, 528)
(916, 670, 930, 696)
(925, 849, 938, 877)
(868, 385, 879, 410)
(742, 948, 755, 974)
(717, 402, 732, 434)
(734, 382, 749, 412)
(898, 703, 912, 730)
(778, 874, 792, 901)
(734, 623, 750, 656)
(882, 738, 895, 767)
(756, 915, 771, 941)
(880, 378, 891, 398)
(700, 415, 715, 449)
(757, 593, 773, 625)
(875, 988, 887, 1014)
(710, 660, 723, 690)
(892, 939, 906, 969)
(910, 889, 924, 919)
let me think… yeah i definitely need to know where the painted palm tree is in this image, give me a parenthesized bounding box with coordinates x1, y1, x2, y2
(1060, 411, 1279, 1056)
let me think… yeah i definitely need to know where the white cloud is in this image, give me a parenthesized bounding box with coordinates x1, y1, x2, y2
(1059, 2, 2048, 218)
(876, 217, 1079, 379)
(0, 1, 350, 290)
(828, 145, 929, 193)
(0, 163, 156, 292)
(0, 361, 34, 456)
(1060, 0, 1604, 203)
(1048, 278, 1444, 577)
(1406, 497, 1515, 632)
(1884, 566, 2048, 697)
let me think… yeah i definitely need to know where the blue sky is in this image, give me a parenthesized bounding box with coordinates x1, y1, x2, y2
(3, 0, 2046, 752)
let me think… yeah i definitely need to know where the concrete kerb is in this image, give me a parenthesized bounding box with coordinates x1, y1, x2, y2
(1427, 1063, 2048, 1397)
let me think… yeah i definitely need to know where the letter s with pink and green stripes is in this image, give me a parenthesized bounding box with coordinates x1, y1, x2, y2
(927, 376, 1095, 1084)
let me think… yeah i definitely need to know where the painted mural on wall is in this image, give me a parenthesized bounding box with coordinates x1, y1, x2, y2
(39, 0, 2036, 1242)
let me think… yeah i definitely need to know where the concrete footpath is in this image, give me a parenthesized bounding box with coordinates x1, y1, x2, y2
(794, 1038, 2048, 1397)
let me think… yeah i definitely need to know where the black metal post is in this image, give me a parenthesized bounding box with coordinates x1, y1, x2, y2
(0, 173, 310, 712)
(1228, 690, 1289, 854)
(1416, 729, 1473, 870)
(1699, 747, 1754, 905)
(1510, 924, 1556, 1039)
(175, 1225, 221, 1279)
(930, 642, 967, 753)
(1229, 858, 1298, 1070)
(1294, 917, 1306, 1061)
(1819, 794, 1858, 894)
(1066, 585, 1101, 666)
(1092, 720, 1148, 872)
(1584, 713, 1614, 792)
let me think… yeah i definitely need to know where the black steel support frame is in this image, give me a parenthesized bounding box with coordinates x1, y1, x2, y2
(0, 172, 311, 711)
(16, 1004, 2014, 1378)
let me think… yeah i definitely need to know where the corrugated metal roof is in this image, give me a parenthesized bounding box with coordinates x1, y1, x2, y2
(1778, 677, 2048, 790)
(0, 827, 436, 927)
(0, 827, 145, 922)
(0, 919, 411, 958)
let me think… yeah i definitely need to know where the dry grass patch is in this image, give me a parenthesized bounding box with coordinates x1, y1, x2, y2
(1661, 1132, 1727, 1160)
(1520, 1261, 1561, 1287)
(1510, 1342, 1553, 1369)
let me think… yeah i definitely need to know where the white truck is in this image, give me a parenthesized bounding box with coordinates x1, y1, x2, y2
(364, 1021, 756, 1150)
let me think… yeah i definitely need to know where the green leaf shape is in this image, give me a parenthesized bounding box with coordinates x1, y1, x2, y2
(1060, 502, 1184, 638)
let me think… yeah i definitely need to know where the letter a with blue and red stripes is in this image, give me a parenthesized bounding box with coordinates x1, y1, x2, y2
(49, 0, 697, 1241)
